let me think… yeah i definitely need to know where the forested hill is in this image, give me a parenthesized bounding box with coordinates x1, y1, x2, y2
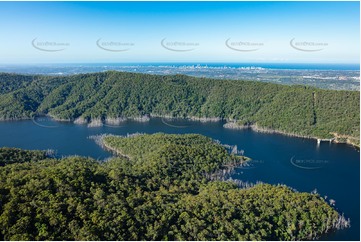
(0, 71, 359, 145)
(0, 134, 349, 240)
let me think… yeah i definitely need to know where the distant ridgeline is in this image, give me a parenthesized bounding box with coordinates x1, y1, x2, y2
(0, 71, 359, 145)
(0, 134, 350, 240)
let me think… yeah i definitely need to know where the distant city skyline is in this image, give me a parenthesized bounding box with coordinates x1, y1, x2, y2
(0, 1, 359, 64)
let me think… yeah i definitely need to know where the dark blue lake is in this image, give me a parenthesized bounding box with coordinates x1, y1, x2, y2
(0, 117, 359, 240)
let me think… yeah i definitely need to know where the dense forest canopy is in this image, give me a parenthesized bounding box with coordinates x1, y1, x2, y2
(0, 147, 46, 166)
(0, 71, 359, 145)
(0, 134, 349, 240)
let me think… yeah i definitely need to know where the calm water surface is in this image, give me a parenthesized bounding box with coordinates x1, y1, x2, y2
(0, 117, 359, 240)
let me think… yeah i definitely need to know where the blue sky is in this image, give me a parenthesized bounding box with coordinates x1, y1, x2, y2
(0, 1, 359, 64)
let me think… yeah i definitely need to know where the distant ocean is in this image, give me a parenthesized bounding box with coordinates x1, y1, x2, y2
(125, 63, 360, 70)
(0, 63, 359, 74)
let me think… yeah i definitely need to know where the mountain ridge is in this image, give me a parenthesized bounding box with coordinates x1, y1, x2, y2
(0, 71, 359, 146)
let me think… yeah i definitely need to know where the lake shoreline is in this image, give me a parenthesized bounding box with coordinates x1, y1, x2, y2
(2, 114, 359, 148)
(223, 121, 359, 148)
(89, 134, 133, 160)
(0, 115, 358, 240)
(93, 133, 256, 183)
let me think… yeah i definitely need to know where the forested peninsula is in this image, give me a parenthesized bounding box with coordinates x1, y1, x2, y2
(0, 72, 359, 146)
(0, 134, 350, 240)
